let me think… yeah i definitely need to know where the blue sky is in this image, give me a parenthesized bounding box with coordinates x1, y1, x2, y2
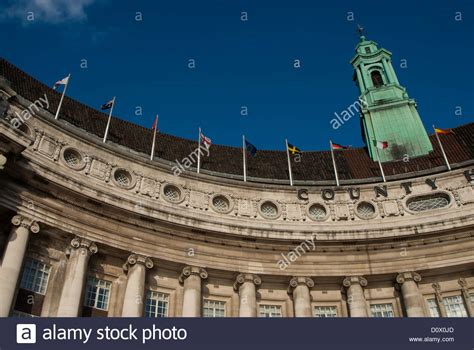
(1, 0, 473, 151)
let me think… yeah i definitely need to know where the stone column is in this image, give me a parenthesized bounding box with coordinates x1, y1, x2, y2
(343, 276, 369, 317)
(0, 152, 6, 170)
(0, 215, 39, 316)
(382, 58, 393, 84)
(396, 272, 426, 317)
(179, 266, 208, 317)
(288, 277, 314, 317)
(121, 254, 154, 317)
(356, 67, 365, 93)
(56, 236, 97, 317)
(458, 278, 473, 317)
(233, 273, 261, 317)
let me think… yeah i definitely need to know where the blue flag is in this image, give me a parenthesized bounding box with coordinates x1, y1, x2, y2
(245, 140, 257, 157)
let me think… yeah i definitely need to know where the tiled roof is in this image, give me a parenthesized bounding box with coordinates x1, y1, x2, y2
(1, 58, 473, 182)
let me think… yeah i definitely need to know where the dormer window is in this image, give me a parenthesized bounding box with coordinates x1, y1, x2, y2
(371, 70, 384, 88)
(365, 47, 371, 54)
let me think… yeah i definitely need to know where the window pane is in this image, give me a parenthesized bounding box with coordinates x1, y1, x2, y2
(19, 259, 51, 295)
(203, 300, 226, 318)
(370, 303, 394, 318)
(145, 291, 169, 318)
(426, 299, 440, 317)
(443, 296, 468, 317)
(259, 305, 282, 318)
(314, 306, 337, 318)
(84, 277, 111, 310)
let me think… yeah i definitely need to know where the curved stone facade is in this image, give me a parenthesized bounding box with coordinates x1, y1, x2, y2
(0, 61, 473, 318)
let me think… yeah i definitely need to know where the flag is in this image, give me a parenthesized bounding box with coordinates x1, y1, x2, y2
(287, 142, 302, 155)
(375, 140, 389, 149)
(151, 115, 159, 131)
(332, 143, 349, 150)
(101, 99, 114, 110)
(200, 131, 212, 149)
(245, 140, 257, 157)
(53, 76, 69, 90)
(435, 128, 454, 135)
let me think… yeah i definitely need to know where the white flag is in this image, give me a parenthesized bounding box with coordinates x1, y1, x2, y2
(53, 76, 69, 90)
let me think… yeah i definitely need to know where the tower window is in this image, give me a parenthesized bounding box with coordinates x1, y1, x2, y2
(371, 70, 384, 88)
(365, 47, 371, 54)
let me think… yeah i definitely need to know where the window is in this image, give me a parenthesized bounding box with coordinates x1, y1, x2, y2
(114, 169, 132, 188)
(259, 305, 282, 318)
(371, 70, 384, 88)
(443, 296, 468, 317)
(163, 184, 182, 203)
(19, 259, 51, 295)
(260, 201, 279, 219)
(357, 202, 376, 219)
(203, 300, 226, 317)
(145, 291, 169, 318)
(365, 47, 371, 54)
(84, 278, 111, 311)
(426, 298, 440, 317)
(407, 194, 450, 212)
(370, 303, 394, 317)
(314, 306, 337, 318)
(308, 204, 328, 221)
(212, 195, 231, 213)
(11, 310, 37, 318)
(470, 293, 474, 305)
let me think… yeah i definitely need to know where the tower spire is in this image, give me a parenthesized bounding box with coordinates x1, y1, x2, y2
(350, 35, 433, 163)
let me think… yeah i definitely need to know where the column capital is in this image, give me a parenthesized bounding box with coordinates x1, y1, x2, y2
(233, 273, 261, 291)
(11, 215, 40, 233)
(123, 254, 154, 272)
(69, 236, 98, 256)
(179, 266, 208, 284)
(396, 271, 421, 285)
(288, 277, 314, 294)
(343, 276, 367, 288)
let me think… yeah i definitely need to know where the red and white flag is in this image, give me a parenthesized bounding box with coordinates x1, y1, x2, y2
(53, 76, 69, 90)
(200, 131, 212, 149)
(331, 142, 349, 150)
(376, 140, 389, 149)
(151, 115, 159, 131)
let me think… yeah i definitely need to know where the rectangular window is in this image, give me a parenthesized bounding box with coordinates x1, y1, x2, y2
(11, 310, 37, 318)
(19, 259, 51, 295)
(84, 277, 111, 310)
(469, 293, 474, 305)
(313, 306, 338, 318)
(370, 303, 394, 318)
(202, 300, 226, 318)
(145, 291, 169, 318)
(426, 298, 440, 317)
(259, 304, 282, 318)
(443, 296, 468, 317)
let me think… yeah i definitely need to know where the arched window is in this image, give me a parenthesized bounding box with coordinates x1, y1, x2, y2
(371, 70, 384, 88)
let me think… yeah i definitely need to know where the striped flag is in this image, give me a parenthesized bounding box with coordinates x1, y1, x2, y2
(200, 131, 212, 149)
(53, 75, 69, 90)
(331, 142, 349, 150)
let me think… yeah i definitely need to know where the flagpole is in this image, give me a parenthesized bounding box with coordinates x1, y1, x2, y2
(285, 139, 294, 186)
(54, 73, 70, 120)
(150, 115, 158, 161)
(102, 96, 115, 143)
(433, 125, 451, 171)
(374, 142, 386, 182)
(329, 140, 340, 187)
(197, 127, 201, 173)
(242, 135, 247, 182)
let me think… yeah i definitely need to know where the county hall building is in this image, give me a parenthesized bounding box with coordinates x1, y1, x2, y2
(0, 36, 473, 318)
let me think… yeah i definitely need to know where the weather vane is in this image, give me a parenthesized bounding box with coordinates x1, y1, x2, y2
(357, 24, 365, 38)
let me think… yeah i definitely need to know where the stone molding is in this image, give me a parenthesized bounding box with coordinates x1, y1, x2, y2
(233, 273, 262, 291)
(11, 214, 40, 233)
(69, 236, 98, 257)
(396, 271, 422, 285)
(179, 266, 208, 284)
(343, 276, 368, 288)
(287, 276, 314, 294)
(123, 254, 154, 272)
